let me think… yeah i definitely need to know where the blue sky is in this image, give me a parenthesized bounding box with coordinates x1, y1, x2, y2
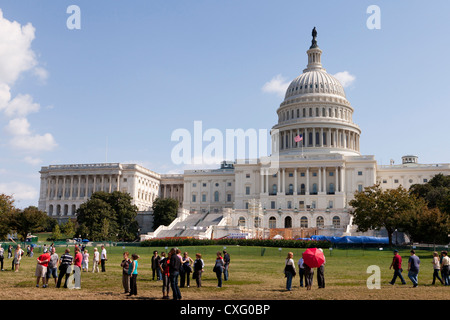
(0, 0, 449, 208)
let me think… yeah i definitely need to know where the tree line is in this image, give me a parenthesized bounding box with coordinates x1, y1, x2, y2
(350, 174, 450, 245)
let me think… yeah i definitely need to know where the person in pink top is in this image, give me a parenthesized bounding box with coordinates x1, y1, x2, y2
(73, 247, 83, 289)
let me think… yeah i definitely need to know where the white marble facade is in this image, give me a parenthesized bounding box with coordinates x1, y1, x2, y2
(38, 32, 450, 235)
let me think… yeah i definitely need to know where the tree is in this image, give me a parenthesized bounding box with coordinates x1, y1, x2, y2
(9, 206, 49, 241)
(76, 191, 139, 241)
(0, 194, 15, 240)
(349, 184, 424, 246)
(152, 197, 179, 230)
(51, 224, 62, 241)
(61, 219, 76, 238)
(401, 206, 450, 244)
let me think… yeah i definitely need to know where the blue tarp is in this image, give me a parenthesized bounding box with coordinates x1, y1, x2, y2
(309, 235, 389, 244)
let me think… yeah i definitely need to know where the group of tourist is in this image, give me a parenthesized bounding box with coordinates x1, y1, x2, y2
(284, 249, 326, 291)
(389, 249, 450, 287)
(146, 249, 231, 299)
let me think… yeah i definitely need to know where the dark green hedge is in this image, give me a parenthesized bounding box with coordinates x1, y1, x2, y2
(140, 238, 331, 248)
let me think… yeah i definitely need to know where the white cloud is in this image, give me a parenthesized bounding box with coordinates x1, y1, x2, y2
(0, 181, 38, 201)
(0, 9, 55, 154)
(0, 9, 37, 85)
(6, 117, 57, 152)
(2, 93, 40, 117)
(262, 74, 290, 97)
(333, 71, 356, 88)
(23, 156, 42, 166)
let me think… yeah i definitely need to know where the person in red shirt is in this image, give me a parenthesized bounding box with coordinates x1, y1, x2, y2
(389, 250, 406, 285)
(72, 247, 83, 289)
(35, 251, 51, 288)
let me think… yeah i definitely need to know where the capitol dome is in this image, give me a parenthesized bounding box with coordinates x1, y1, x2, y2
(271, 27, 361, 157)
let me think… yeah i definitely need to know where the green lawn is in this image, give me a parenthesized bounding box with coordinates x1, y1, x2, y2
(0, 242, 448, 300)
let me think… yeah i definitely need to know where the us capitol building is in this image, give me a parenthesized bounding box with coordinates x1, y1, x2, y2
(38, 29, 450, 239)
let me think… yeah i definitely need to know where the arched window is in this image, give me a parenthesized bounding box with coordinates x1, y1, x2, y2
(285, 216, 292, 228)
(300, 216, 308, 228)
(49, 205, 54, 215)
(214, 191, 219, 202)
(333, 216, 341, 228)
(56, 205, 61, 216)
(238, 217, 246, 227)
(316, 216, 324, 228)
(300, 184, 305, 195)
(269, 216, 277, 229)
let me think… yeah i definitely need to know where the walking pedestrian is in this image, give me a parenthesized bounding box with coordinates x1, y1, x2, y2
(169, 248, 182, 300)
(193, 253, 204, 288)
(389, 250, 406, 285)
(297, 256, 305, 287)
(56, 248, 73, 288)
(407, 250, 420, 288)
(180, 251, 193, 288)
(72, 246, 83, 289)
(284, 252, 296, 291)
(100, 245, 107, 272)
(214, 251, 225, 288)
(431, 251, 444, 285)
(128, 254, 139, 296)
(441, 251, 450, 286)
(120, 252, 131, 294)
(223, 250, 231, 281)
(92, 248, 99, 273)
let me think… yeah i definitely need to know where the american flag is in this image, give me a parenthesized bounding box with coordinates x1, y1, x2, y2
(294, 134, 303, 143)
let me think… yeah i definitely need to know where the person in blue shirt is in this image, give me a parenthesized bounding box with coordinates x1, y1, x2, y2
(128, 253, 139, 296)
(408, 250, 420, 288)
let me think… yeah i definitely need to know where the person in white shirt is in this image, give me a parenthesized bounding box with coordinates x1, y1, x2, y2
(82, 249, 89, 272)
(441, 251, 450, 286)
(92, 248, 100, 273)
(284, 252, 296, 291)
(100, 246, 107, 272)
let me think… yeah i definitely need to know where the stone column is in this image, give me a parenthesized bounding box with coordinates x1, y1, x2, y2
(335, 167, 339, 192)
(277, 169, 281, 194)
(265, 168, 269, 195)
(340, 167, 345, 193)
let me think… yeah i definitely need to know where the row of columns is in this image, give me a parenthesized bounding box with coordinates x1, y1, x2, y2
(46, 174, 121, 200)
(279, 128, 359, 151)
(260, 166, 345, 195)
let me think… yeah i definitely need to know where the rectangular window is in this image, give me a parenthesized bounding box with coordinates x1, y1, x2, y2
(192, 195, 196, 202)
(329, 172, 334, 176)
(394, 179, 399, 184)
(246, 174, 250, 178)
(358, 171, 363, 176)
(227, 194, 232, 202)
(299, 201, 305, 209)
(301, 172, 305, 177)
(271, 201, 276, 209)
(227, 182, 232, 186)
(287, 201, 292, 209)
(202, 183, 207, 187)
(358, 184, 363, 192)
(202, 194, 206, 202)
(382, 180, 387, 184)
(328, 200, 333, 209)
(245, 202, 249, 209)
(289, 173, 293, 177)
(245, 186, 250, 195)
(312, 172, 317, 177)
(192, 183, 197, 187)
(423, 179, 428, 183)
